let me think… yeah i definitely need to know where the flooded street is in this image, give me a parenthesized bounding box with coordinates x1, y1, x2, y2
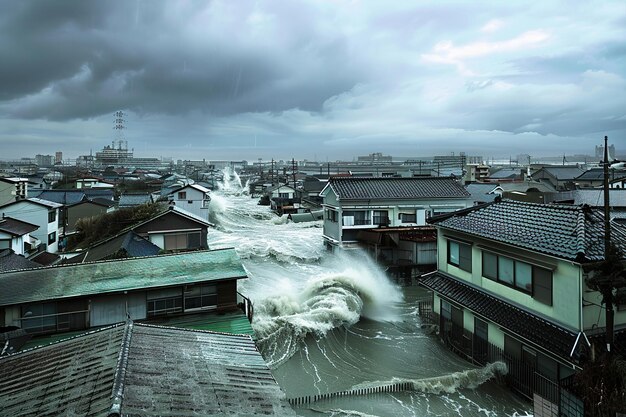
(207, 173, 532, 417)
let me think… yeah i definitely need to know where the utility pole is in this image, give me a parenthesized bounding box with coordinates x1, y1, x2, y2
(603, 135, 614, 354)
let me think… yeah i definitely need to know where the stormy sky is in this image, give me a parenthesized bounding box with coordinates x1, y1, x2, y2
(0, 1, 625, 162)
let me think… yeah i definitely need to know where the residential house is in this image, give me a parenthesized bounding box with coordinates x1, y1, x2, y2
(530, 166, 586, 190)
(0, 198, 62, 253)
(0, 177, 28, 206)
(611, 176, 626, 189)
(0, 249, 247, 336)
(320, 176, 472, 249)
(486, 168, 524, 182)
(65, 199, 116, 235)
(420, 199, 626, 400)
(0, 322, 296, 416)
(167, 183, 211, 222)
(0, 217, 39, 256)
(132, 205, 212, 251)
(573, 168, 626, 188)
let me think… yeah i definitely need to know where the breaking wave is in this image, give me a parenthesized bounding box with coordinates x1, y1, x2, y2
(254, 255, 403, 368)
(350, 362, 508, 395)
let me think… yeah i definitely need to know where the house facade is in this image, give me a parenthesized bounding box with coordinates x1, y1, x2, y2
(421, 199, 626, 388)
(0, 198, 62, 253)
(132, 205, 212, 251)
(320, 176, 472, 249)
(167, 183, 211, 222)
(0, 177, 28, 206)
(65, 199, 116, 234)
(0, 249, 247, 336)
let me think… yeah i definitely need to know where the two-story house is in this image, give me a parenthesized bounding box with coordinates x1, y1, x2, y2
(319, 176, 472, 249)
(167, 183, 211, 222)
(0, 198, 62, 253)
(420, 199, 626, 399)
(0, 177, 28, 206)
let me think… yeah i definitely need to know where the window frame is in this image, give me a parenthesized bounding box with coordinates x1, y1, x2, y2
(481, 250, 552, 303)
(447, 240, 472, 272)
(48, 231, 56, 245)
(48, 210, 56, 223)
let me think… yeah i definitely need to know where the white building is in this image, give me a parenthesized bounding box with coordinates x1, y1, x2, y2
(0, 198, 62, 253)
(167, 184, 211, 222)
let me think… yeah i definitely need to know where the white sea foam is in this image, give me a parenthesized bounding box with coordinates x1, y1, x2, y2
(350, 362, 508, 395)
(254, 252, 403, 368)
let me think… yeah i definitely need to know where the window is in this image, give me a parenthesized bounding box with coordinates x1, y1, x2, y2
(177, 191, 186, 199)
(164, 231, 202, 250)
(147, 288, 183, 317)
(187, 200, 193, 204)
(279, 192, 290, 198)
(474, 318, 488, 341)
(398, 212, 417, 223)
(48, 232, 56, 245)
(326, 209, 338, 223)
(448, 240, 472, 272)
(441, 299, 451, 319)
(48, 210, 56, 223)
(21, 302, 57, 334)
(343, 210, 369, 226)
(0, 240, 9, 250)
(482, 251, 552, 304)
(373, 210, 389, 226)
(184, 284, 217, 311)
(533, 266, 553, 306)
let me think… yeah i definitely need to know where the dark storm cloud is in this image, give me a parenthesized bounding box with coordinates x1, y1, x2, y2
(0, 1, 365, 121)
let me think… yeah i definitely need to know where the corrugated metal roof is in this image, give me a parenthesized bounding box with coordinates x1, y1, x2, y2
(118, 193, 152, 207)
(0, 249, 247, 307)
(0, 322, 296, 416)
(327, 177, 470, 200)
(430, 199, 626, 262)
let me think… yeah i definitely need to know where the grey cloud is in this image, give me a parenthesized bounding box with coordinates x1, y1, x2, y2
(0, 1, 366, 121)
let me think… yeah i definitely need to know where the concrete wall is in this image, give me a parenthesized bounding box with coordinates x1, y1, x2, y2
(0, 202, 59, 253)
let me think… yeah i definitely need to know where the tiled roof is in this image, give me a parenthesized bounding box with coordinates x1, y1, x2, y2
(430, 199, 626, 262)
(575, 168, 626, 181)
(549, 189, 626, 208)
(83, 230, 160, 262)
(0, 197, 62, 210)
(0, 248, 247, 307)
(0, 322, 295, 416)
(30, 251, 61, 266)
(118, 193, 152, 207)
(29, 190, 87, 205)
(532, 166, 585, 180)
(465, 183, 500, 203)
(0, 217, 39, 236)
(0, 249, 39, 272)
(327, 177, 470, 200)
(420, 272, 578, 363)
(488, 168, 521, 179)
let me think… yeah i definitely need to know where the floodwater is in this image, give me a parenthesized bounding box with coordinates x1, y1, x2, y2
(207, 170, 532, 417)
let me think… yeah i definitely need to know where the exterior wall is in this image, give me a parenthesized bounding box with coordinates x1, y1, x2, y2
(0, 202, 59, 253)
(171, 187, 210, 221)
(437, 228, 583, 332)
(324, 195, 471, 247)
(66, 203, 110, 233)
(0, 231, 24, 254)
(0, 182, 17, 206)
(321, 189, 342, 244)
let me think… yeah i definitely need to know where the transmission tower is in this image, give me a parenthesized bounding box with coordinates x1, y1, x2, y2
(114, 111, 126, 149)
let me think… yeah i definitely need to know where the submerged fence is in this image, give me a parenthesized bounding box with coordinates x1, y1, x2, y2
(288, 381, 414, 405)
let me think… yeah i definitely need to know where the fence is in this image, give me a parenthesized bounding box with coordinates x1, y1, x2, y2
(417, 298, 584, 417)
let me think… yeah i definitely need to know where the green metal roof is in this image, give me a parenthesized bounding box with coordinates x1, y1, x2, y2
(144, 311, 256, 338)
(0, 249, 247, 307)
